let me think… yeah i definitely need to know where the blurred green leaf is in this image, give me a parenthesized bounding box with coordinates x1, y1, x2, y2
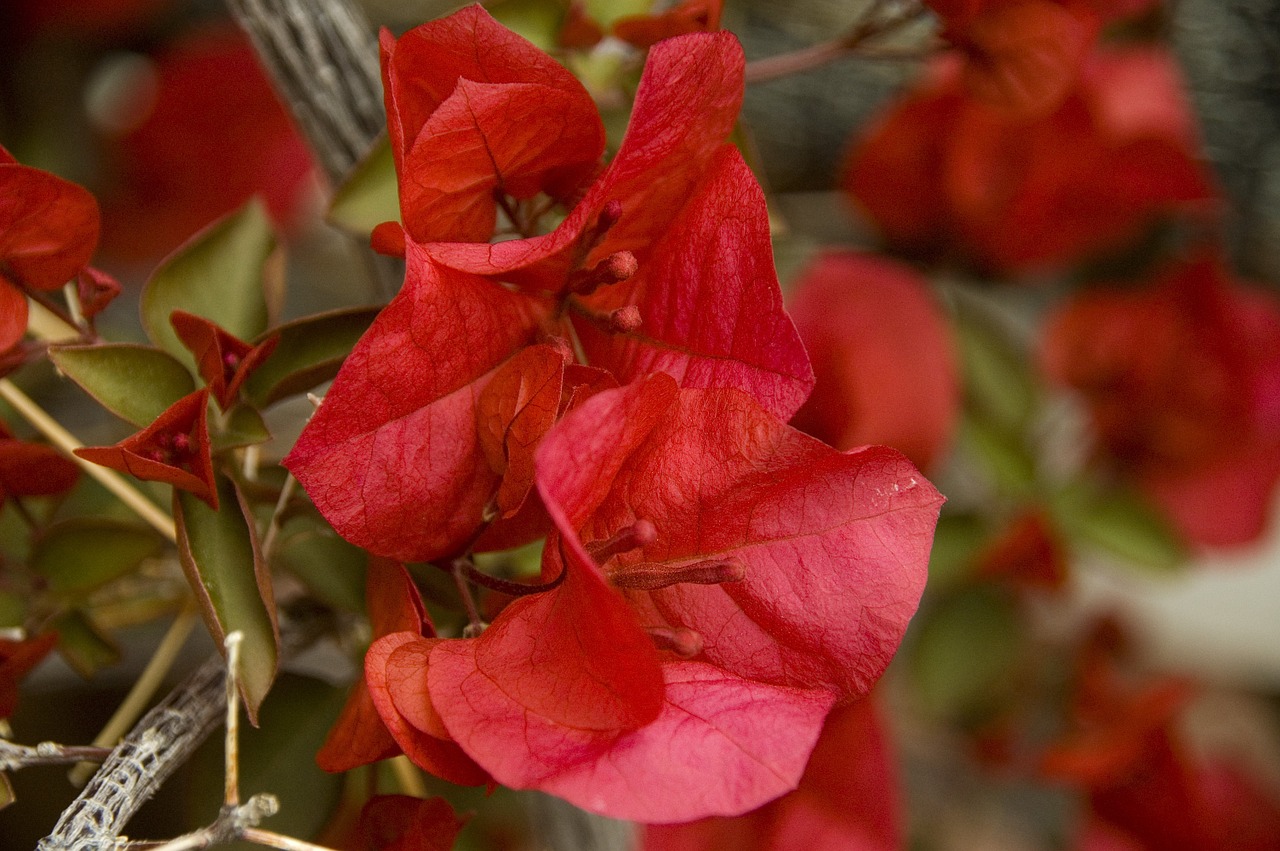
(953, 295, 1037, 430)
(49, 344, 195, 428)
(175, 476, 278, 723)
(244, 307, 380, 408)
(52, 610, 121, 677)
(960, 414, 1038, 495)
(927, 513, 989, 590)
(142, 201, 279, 370)
(31, 518, 164, 597)
(275, 519, 366, 613)
(0, 592, 24, 629)
(491, 0, 565, 49)
(1052, 483, 1187, 572)
(909, 586, 1022, 723)
(584, 0, 649, 27)
(327, 137, 399, 235)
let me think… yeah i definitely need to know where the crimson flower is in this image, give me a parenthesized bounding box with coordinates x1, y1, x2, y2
(76, 388, 218, 508)
(365, 375, 941, 821)
(345, 795, 465, 851)
(287, 15, 812, 563)
(0, 632, 58, 719)
(0, 145, 100, 352)
(0, 421, 80, 504)
(1041, 252, 1280, 547)
(643, 695, 903, 851)
(170, 311, 279, 411)
(787, 251, 960, 471)
(975, 510, 1068, 590)
(843, 48, 1215, 275)
(97, 25, 315, 261)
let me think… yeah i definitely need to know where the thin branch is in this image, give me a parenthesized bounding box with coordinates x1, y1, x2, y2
(0, 741, 113, 772)
(223, 633, 244, 809)
(744, 1, 931, 84)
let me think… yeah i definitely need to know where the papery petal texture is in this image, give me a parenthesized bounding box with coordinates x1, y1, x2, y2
(538, 374, 942, 699)
(284, 242, 549, 562)
(576, 147, 813, 420)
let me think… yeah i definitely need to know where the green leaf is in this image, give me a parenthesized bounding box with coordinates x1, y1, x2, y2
(274, 518, 366, 612)
(243, 307, 380, 407)
(1052, 484, 1187, 572)
(327, 136, 399, 235)
(960, 413, 1038, 495)
(53, 610, 121, 677)
(0, 592, 24, 629)
(909, 587, 1022, 724)
(31, 518, 165, 597)
(211, 405, 272, 452)
(186, 675, 347, 848)
(50, 344, 195, 427)
(952, 294, 1037, 430)
(927, 513, 989, 590)
(585, 0, 649, 27)
(491, 0, 566, 50)
(175, 475, 279, 722)
(142, 201, 280, 369)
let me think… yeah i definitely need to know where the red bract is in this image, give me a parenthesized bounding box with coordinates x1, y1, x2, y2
(380, 4, 605, 244)
(97, 26, 315, 262)
(367, 374, 940, 821)
(1041, 253, 1280, 547)
(788, 251, 960, 471)
(75, 388, 218, 508)
(0, 422, 80, 502)
(843, 49, 1215, 275)
(170, 311, 279, 411)
(287, 26, 812, 563)
(975, 510, 1068, 590)
(0, 144, 101, 352)
(348, 795, 465, 851)
(614, 0, 724, 48)
(0, 632, 58, 719)
(643, 695, 903, 851)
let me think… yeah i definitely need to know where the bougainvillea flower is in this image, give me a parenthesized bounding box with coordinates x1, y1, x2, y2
(170, 310, 279, 411)
(318, 558, 488, 786)
(380, 4, 605, 244)
(975, 509, 1068, 590)
(347, 795, 465, 851)
(0, 144, 101, 352)
(788, 251, 960, 470)
(843, 48, 1215, 275)
(75, 388, 217, 508)
(1042, 252, 1280, 547)
(367, 374, 941, 820)
(926, 0, 1098, 117)
(287, 27, 812, 563)
(0, 422, 80, 503)
(613, 0, 724, 48)
(643, 695, 903, 851)
(97, 25, 314, 262)
(75, 267, 122, 321)
(0, 632, 58, 719)
(1044, 622, 1280, 851)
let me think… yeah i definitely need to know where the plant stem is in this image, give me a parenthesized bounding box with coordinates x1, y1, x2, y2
(0, 379, 176, 541)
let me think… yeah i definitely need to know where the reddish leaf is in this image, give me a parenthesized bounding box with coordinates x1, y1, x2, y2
(381, 4, 604, 243)
(284, 242, 550, 562)
(350, 795, 465, 851)
(575, 146, 814, 421)
(170, 310, 279, 411)
(75, 388, 217, 508)
(318, 558, 429, 772)
(788, 251, 960, 470)
(537, 373, 942, 699)
(0, 438, 80, 501)
(0, 633, 58, 719)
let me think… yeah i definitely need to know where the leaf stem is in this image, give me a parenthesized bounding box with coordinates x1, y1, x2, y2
(389, 756, 428, 798)
(224, 632, 244, 808)
(0, 379, 177, 541)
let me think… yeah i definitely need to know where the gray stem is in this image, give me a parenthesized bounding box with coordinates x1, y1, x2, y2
(37, 655, 227, 851)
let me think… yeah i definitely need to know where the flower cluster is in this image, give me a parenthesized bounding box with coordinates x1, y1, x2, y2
(291, 4, 942, 822)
